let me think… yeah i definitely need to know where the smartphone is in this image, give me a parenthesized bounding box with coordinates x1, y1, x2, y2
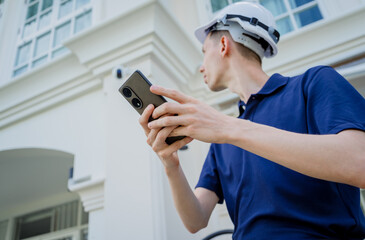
(119, 70, 185, 145)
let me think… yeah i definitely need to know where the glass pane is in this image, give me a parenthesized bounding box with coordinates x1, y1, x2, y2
(32, 55, 48, 68)
(52, 47, 69, 58)
(34, 32, 50, 57)
(15, 42, 31, 66)
(19, 217, 52, 239)
(26, 2, 39, 19)
(0, 0, 4, 5)
(53, 21, 71, 47)
(210, 0, 228, 13)
(76, 0, 90, 9)
(288, 0, 313, 9)
(59, 0, 72, 19)
(82, 229, 88, 240)
(74, 10, 91, 33)
(23, 19, 37, 38)
(276, 16, 293, 35)
(13, 65, 28, 77)
(294, 5, 323, 28)
(260, 0, 287, 17)
(38, 10, 52, 30)
(81, 208, 89, 225)
(42, 0, 53, 10)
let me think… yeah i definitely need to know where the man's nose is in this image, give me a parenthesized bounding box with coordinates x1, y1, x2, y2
(199, 64, 204, 73)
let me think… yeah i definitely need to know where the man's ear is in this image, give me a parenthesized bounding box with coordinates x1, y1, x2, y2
(220, 35, 230, 57)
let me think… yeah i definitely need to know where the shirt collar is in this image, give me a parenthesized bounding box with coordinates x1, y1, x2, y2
(237, 73, 288, 115)
(253, 73, 289, 96)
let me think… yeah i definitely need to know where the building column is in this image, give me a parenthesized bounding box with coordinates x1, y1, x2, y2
(68, 178, 106, 240)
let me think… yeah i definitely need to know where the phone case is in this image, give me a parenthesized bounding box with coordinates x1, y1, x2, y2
(119, 70, 166, 115)
(119, 70, 185, 145)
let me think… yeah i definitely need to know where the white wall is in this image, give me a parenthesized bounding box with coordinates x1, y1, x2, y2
(0, 0, 364, 240)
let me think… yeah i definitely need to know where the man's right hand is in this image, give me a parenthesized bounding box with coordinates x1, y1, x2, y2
(139, 104, 193, 170)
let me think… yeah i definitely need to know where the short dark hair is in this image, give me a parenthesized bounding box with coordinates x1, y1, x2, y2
(209, 30, 262, 65)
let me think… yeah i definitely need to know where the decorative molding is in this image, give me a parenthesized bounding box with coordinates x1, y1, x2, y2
(0, 1, 204, 131)
(64, 1, 201, 84)
(68, 177, 105, 212)
(0, 72, 102, 130)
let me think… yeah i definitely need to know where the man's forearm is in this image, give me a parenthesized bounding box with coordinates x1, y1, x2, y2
(165, 165, 211, 233)
(227, 118, 365, 188)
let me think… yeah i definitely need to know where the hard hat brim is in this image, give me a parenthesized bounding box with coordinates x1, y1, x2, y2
(194, 20, 217, 44)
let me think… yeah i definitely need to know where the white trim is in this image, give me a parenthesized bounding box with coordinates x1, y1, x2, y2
(149, 150, 167, 240)
(68, 177, 105, 212)
(360, 189, 365, 216)
(337, 62, 365, 81)
(5, 218, 14, 240)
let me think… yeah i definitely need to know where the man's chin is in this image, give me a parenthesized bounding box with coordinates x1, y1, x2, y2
(208, 84, 226, 92)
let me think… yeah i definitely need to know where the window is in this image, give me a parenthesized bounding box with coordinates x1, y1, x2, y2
(0, 220, 8, 240)
(13, 0, 92, 78)
(0, 0, 4, 21)
(209, 0, 323, 36)
(14, 201, 88, 240)
(210, 0, 243, 13)
(260, 0, 323, 35)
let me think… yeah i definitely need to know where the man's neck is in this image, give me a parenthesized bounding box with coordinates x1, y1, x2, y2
(227, 58, 269, 104)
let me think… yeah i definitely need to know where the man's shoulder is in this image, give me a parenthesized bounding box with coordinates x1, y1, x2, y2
(285, 65, 340, 88)
(294, 65, 334, 79)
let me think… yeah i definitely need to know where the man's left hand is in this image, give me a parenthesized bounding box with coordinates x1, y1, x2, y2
(147, 85, 235, 144)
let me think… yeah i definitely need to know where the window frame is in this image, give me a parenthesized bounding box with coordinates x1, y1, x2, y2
(266, 0, 324, 33)
(13, 0, 92, 78)
(206, 0, 325, 36)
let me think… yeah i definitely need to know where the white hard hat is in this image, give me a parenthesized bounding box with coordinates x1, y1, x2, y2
(194, 2, 280, 58)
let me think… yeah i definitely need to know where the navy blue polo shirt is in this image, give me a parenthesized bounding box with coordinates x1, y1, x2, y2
(196, 66, 365, 239)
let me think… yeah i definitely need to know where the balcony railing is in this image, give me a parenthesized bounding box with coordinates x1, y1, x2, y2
(21, 225, 88, 240)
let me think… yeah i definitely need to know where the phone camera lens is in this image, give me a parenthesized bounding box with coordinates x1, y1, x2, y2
(132, 98, 142, 109)
(122, 87, 132, 98)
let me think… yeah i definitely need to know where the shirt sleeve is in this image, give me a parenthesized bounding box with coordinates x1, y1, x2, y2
(195, 144, 224, 204)
(305, 66, 365, 134)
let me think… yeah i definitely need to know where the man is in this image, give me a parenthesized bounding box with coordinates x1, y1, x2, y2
(139, 2, 365, 239)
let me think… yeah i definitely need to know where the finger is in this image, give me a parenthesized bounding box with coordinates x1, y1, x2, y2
(150, 85, 196, 104)
(151, 126, 176, 152)
(139, 104, 154, 135)
(146, 128, 160, 146)
(154, 126, 176, 145)
(162, 136, 194, 155)
(152, 102, 192, 120)
(148, 115, 191, 129)
(169, 126, 188, 137)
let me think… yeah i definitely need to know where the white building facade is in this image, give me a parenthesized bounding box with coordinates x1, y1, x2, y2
(0, 0, 364, 239)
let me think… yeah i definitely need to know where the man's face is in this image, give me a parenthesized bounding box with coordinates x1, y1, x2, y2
(199, 34, 226, 92)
